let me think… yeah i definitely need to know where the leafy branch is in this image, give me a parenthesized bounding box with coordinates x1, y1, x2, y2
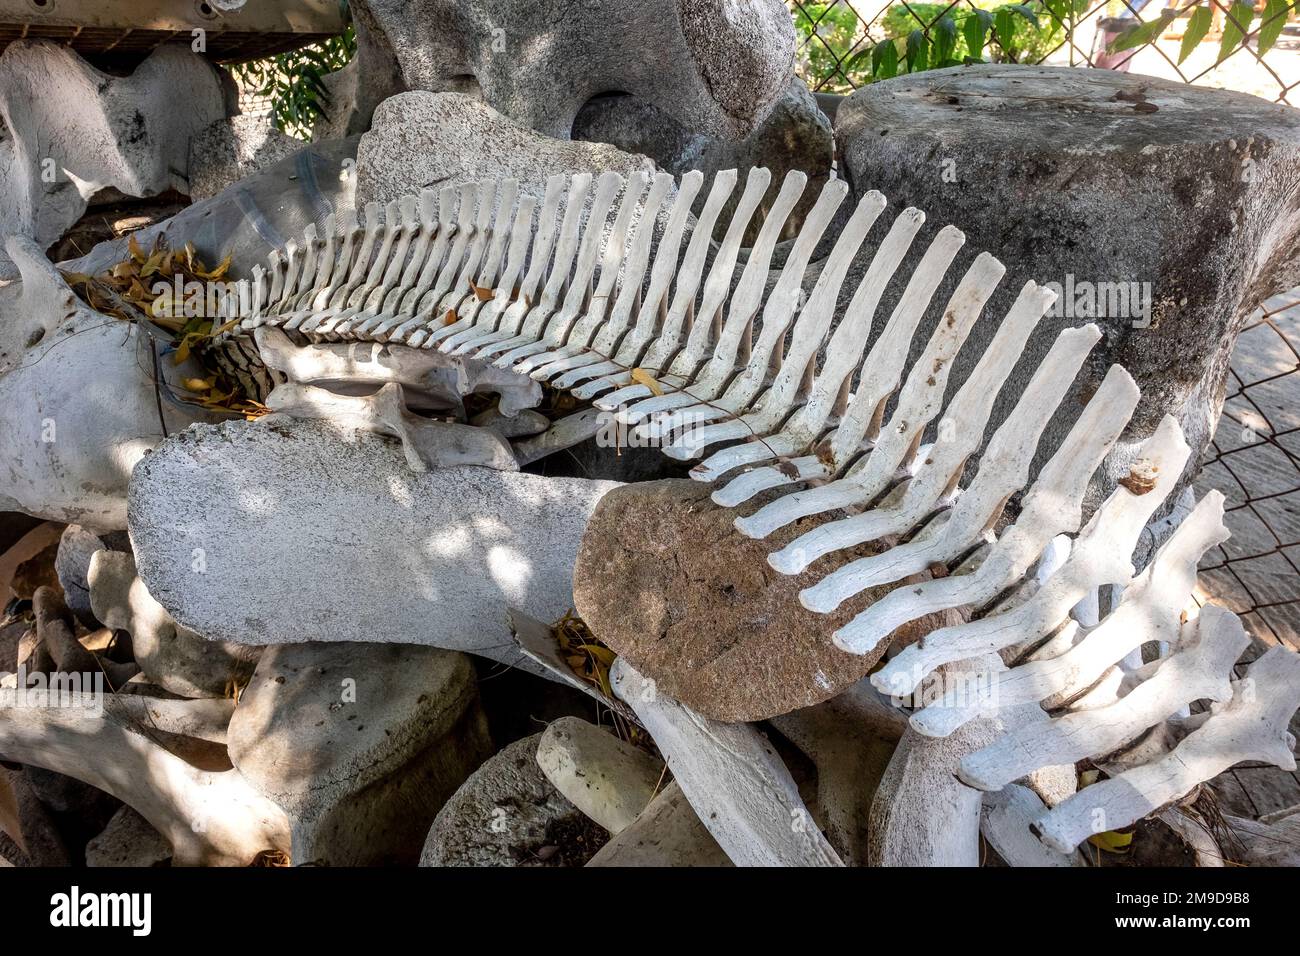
(228, 26, 358, 140)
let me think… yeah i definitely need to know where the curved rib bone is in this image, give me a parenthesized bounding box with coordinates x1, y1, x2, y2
(1031, 645, 1300, 853)
(876, 414, 1191, 700)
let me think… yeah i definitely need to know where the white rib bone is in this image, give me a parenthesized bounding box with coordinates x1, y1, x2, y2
(803, 364, 1139, 647)
(598, 167, 769, 407)
(493, 171, 624, 368)
(602, 172, 807, 423)
(957, 605, 1248, 787)
(913, 491, 1229, 741)
(1032, 646, 1300, 853)
(877, 414, 1190, 699)
(530, 172, 675, 381)
(758, 292, 1078, 567)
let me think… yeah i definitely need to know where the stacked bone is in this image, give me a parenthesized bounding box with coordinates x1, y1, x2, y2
(193, 166, 1300, 865)
(2, 0, 1299, 869)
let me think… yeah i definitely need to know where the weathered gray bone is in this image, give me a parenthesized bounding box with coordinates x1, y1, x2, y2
(0, 41, 228, 275)
(128, 418, 617, 671)
(341, 0, 795, 141)
(610, 657, 842, 867)
(0, 237, 215, 528)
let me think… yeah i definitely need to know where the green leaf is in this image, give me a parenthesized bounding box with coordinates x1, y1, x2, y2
(963, 8, 990, 54)
(1106, 10, 1176, 54)
(993, 7, 1017, 52)
(934, 14, 958, 63)
(1004, 3, 1041, 27)
(906, 28, 929, 72)
(1218, 0, 1255, 62)
(1258, 0, 1292, 56)
(874, 38, 899, 79)
(1179, 5, 1213, 63)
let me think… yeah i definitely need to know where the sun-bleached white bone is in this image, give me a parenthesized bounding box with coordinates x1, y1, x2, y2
(819, 363, 1140, 656)
(1030, 645, 1300, 853)
(610, 657, 843, 867)
(754, 294, 1084, 567)
(956, 604, 1248, 788)
(875, 414, 1190, 701)
(903, 489, 1229, 738)
(265, 382, 518, 473)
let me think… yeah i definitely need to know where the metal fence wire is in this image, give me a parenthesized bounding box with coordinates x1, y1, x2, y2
(789, 0, 1299, 104)
(789, 0, 1300, 654)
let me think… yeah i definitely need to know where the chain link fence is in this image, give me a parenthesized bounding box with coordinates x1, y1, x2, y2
(791, 0, 1300, 659)
(790, 0, 1299, 103)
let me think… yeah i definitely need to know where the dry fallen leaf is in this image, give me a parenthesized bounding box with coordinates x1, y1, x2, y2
(630, 367, 664, 397)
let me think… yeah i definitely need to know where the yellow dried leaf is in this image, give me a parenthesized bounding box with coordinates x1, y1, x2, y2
(1088, 830, 1133, 854)
(575, 643, 617, 667)
(140, 250, 165, 278)
(630, 367, 664, 397)
(127, 233, 145, 264)
(180, 376, 215, 393)
(198, 254, 232, 281)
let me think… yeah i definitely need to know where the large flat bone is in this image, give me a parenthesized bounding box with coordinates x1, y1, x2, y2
(610, 657, 843, 867)
(1032, 645, 1300, 853)
(128, 419, 618, 671)
(265, 382, 518, 473)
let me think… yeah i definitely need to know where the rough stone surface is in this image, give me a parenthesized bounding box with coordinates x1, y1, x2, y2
(835, 65, 1300, 511)
(342, 0, 794, 140)
(55, 525, 129, 627)
(128, 418, 619, 671)
(535, 717, 664, 835)
(188, 116, 303, 203)
(421, 733, 608, 866)
(85, 806, 172, 867)
(356, 91, 655, 210)
(574, 77, 833, 243)
(0, 767, 69, 866)
(0, 41, 228, 276)
(573, 479, 944, 722)
(88, 550, 260, 699)
(229, 640, 491, 866)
